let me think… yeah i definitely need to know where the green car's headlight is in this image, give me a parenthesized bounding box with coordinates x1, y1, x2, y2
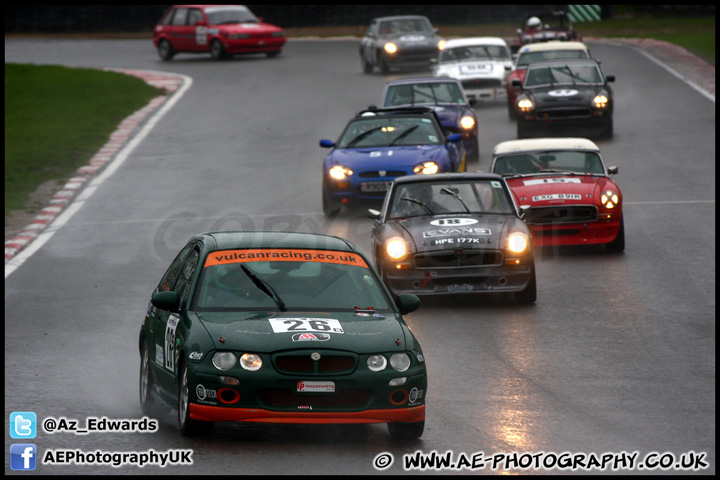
(508, 232, 529, 254)
(367, 354, 387, 372)
(390, 353, 411, 372)
(212, 352, 237, 371)
(239, 353, 263, 371)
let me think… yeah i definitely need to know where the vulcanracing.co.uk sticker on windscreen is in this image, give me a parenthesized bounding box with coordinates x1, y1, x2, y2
(204, 249, 368, 268)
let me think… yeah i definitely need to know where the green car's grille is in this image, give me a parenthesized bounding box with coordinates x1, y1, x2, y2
(274, 354, 357, 375)
(257, 388, 372, 408)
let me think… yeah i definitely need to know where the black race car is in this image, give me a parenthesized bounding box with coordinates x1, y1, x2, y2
(510, 59, 615, 139)
(369, 173, 536, 303)
(359, 15, 444, 74)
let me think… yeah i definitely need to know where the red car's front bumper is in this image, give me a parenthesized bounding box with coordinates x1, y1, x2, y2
(530, 219, 621, 247)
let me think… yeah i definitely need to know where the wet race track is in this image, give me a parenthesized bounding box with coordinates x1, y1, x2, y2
(4, 37, 715, 474)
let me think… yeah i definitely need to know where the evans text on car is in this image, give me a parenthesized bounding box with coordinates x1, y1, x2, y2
(369, 173, 536, 303)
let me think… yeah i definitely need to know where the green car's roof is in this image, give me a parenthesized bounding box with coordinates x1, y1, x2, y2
(190, 231, 360, 253)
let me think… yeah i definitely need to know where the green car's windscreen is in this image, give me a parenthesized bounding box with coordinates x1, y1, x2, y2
(192, 249, 392, 312)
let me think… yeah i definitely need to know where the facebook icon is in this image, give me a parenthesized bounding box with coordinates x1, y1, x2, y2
(10, 444, 37, 471)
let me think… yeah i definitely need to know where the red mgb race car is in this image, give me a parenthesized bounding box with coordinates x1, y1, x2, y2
(491, 138, 624, 252)
(153, 5, 286, 60)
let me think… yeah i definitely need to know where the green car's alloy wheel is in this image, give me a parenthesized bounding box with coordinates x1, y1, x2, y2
(178, 362, 214, 435)
(139, 341, 165, 415)
(388, 420, 425, 441)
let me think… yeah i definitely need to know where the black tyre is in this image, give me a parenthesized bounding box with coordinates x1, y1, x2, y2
(606, 217, 625, 253)
(178, 362, 214, 436)
(515, 262, 537, 304)
(380, 54, 390, 74)
(139, 341, 166, 416)
(516, 122, 527, 139)
(210, 39, 226, 60)
(157, 39, 175, 61)
(388, 420, 424, 441)
(361, 54, 373, 73)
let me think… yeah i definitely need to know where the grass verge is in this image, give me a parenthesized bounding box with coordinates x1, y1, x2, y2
(4, 64, 162, 221)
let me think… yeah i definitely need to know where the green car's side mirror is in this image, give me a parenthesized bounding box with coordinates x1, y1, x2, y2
(152, 291, 181, 312)
(396, 294, 420, 315)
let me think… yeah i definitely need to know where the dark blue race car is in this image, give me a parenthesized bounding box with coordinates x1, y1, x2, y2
(320, 107, 465, 215)
(381, 77, 480, 163)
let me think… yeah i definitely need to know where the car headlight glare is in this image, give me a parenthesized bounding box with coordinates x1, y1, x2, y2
(517, 99, 534, 112)
(601, 190, 619, 209)
(386, 238, 408, 260)
(460, 116, 475, 130)
(438, 40, 446, 51)
(508, 232, 529, 253)
(390, 353, 411, 372)
(239, 353, 262, 371)
(367, 354, 387, 372)
(329, 165, 353, 180)
(413, 161, 439, 175)
(212, 352, 237, 371)
(593, 94, 609, 108)
(384, 42, 397, 54)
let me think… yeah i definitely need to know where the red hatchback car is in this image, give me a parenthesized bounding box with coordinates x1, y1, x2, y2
(153, 5, 286, 60)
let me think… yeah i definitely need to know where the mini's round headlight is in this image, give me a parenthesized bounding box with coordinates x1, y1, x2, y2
(517, 99, 534, 111)
(390, 353, 411, 372)
(212, 352, 237, 371)
(601, 190, 619, 209)
(384, 42, 397, 54)
(367, 354, 387, 372)
(239, 353, 262, 371)
(386, 238, 407, 260)
(508, 232, 529, 253)
(460, 116, 475, 130)
(593, 94, 609, 108)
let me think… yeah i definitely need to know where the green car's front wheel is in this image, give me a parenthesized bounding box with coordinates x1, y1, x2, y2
(139, 341, 166, 416)
(178, 361, 214, 436)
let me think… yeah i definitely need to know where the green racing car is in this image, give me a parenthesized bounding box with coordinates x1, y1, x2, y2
(139, 231, 426, 440)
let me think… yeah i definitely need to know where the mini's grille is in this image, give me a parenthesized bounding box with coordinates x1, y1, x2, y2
(414, 250, 502, 269)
